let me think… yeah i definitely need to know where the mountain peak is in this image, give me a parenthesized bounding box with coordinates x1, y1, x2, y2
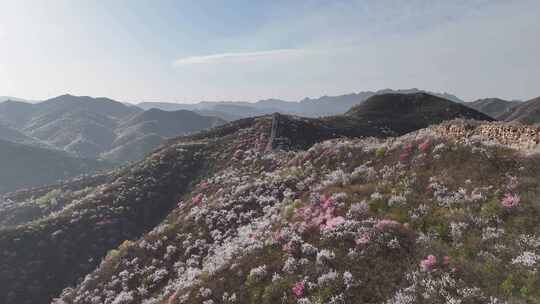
(347, 92, 491, 119)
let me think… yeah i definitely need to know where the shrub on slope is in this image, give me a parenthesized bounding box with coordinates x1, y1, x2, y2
(54, 129, 540, 304)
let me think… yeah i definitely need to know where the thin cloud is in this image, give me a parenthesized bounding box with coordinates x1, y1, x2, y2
(173, 49, 311, 67)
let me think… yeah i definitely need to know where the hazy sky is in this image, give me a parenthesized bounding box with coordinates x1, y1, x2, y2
(0, 0, 539, 103)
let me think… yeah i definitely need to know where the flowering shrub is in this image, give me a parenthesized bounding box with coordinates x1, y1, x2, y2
(45, 123, 540, 304)
(292, 281, 305, 298)
(347, 201, 369, 219)
(294, 194, 345, 232)
(374, 219, 404, 231)
(198, 180, 209, 189)
(501, 193, 520, 208)
(399, 143, 414, 162)
(418, 138, 431, 152)
(192, 193, 204, 205)
(420, 255, 437, 271)
(511, 251, 539, 268)
(247, 265, 268, 283)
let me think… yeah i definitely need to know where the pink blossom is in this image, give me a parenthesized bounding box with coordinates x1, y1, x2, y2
(324, 207, 336, 218)
(292, 281, 305, 298)
(399, 143, 414, 162)
(355, 233, 371, 245)
(192, 193, 204, 205)
(399, 152, 409, 162)
(322, 216, 345, 230)
(501, 193, 520, 208)
(198, 181, 209, 189)
(294, 193, 344, 231)
(282, 241, 298, 254)
(282, 242, 291, 253)
(168, 291, 178, 304)
(322, 148, 337, 157)
(374, 219, 402, 230)
(273, 230, 284, 243)
(443, 255, 451, 265)
(418, 139, 431, 152)
(313, 214, 325, 226)
(320, 194, 335, 209)
(96, 219, 115, 226)
(420, 254, 437, 271)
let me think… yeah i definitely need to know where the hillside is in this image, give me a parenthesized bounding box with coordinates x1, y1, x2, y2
(0, 96, 504, 304)
(0, 100, 36, 127)
(3, 3, 539, 303)
(0, 95, 139, 158)
(0, 95, 225, 162)
(118, 109, 225, 138)
(108, 109, 225, 162)
(35, 94, 140, 119)
(0, 118, 252, 304)
(0, 139, 110, 193)
(0, 122, 47, 147)
(499, 96, 540, 124)
(464, 98, 521, 118)
(338, 92, 493, 136)
(39, 118, 540, 304)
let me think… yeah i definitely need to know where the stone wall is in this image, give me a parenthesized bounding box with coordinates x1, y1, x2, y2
(433, 120, 540, 150)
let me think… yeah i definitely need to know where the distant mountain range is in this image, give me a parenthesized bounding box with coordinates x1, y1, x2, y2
(463, 98, 521, 118)
(137, 88, 465, 120)
(0, 95, 225, 192)
(498, 96, 540, 124)
(0, 94, 225, 162)
(8, 89, 537, 125)
(0, 96, 35, 103)
(139, 88, 540, 126)
(460, 96, 540, 125)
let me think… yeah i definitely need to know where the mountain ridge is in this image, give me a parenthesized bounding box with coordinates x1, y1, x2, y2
(0, 95, 226, 162)
(137, 88, 466, 119)
(462, 98, 521, 119)
(498, 96, 540, 124)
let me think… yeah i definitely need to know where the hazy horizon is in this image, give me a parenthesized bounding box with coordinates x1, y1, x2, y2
(1, 0, 539, 103)
(2, 87, 521, 105)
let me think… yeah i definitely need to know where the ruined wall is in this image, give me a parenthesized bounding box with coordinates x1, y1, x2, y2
(433, 120, 540, 150)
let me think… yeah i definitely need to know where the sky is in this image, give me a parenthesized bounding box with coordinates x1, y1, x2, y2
(0, 0, 539, 103)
